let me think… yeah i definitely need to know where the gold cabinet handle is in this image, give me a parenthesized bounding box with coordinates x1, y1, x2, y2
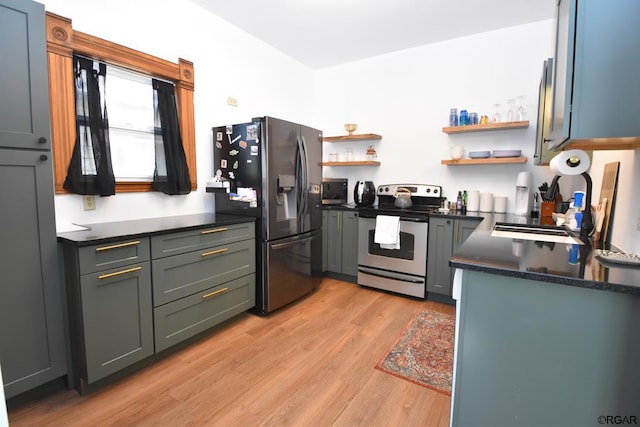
(201, 248, 228, 257)
(202, 287, 229, 300)
(98, 266, 142, 280)
(455, 221, 459, 244)
(95, 240, 141, 252)
(201, 227, 228, 235)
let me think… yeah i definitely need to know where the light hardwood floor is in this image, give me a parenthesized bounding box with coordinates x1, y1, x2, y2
(8, 278, 455, 426)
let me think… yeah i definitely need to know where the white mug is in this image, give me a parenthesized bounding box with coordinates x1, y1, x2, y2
(467, 190, 480, 211)
(494, 196, 507, 213)
(480, 192, 493, 212)
(450, 146, 464, 160)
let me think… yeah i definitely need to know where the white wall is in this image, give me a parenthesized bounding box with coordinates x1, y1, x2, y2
(42, 0, 317, 230)
(315, 20, 568, 212)
(315, 19, 639, 253)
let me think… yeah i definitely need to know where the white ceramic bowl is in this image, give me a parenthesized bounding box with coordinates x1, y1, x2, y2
(469, 150, 491, 159)
(492, 149, 522, 158)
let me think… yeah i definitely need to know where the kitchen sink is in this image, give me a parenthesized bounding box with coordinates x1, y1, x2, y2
(491, 222, 584, 245)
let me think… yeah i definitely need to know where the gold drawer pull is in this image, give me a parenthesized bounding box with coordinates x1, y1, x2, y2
(96, 240, 141, 252)
(98, 266, 142, 280)
(202, 287, 229, 300)
(201, 227, 228, 235)
(201, 248, 228, 257)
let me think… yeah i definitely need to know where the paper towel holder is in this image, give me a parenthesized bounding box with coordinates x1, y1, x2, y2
(549, 150, 593, 240)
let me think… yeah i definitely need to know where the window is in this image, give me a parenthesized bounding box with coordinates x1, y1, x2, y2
(104, 65, 156, 181)
(46, 12, 197, 194)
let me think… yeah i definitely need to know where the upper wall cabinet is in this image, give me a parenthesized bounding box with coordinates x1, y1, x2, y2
(545, 0, 640, 151)
(0, 0, 51, 150)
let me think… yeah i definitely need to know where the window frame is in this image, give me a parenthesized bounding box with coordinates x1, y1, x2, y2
(45, 12, 197, 194)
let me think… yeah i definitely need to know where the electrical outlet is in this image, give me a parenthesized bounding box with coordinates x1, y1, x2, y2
(83, 195, 96, 211)
(226, 96, 238, 107)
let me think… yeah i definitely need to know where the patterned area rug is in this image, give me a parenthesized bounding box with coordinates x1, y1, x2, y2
(375, 309, 455, 396)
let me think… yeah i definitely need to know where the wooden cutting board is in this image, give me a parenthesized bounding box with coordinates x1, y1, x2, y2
(597, 161, 619, 244)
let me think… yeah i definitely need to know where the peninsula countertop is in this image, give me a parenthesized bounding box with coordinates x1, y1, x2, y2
(57, 213, 256, 246)
(446, 212, 640, 296)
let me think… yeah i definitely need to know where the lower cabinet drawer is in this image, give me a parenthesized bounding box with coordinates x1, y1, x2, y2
(154, 274, 255, 352)
(152, 239, 255, 306)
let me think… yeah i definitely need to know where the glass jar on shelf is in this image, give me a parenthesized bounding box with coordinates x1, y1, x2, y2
(516, 95, 527, 121)
(366, 145, 377, 161)
(449, 108, 459, 127)
(506, 98, 516, 122)
(491, 103, 502, 123)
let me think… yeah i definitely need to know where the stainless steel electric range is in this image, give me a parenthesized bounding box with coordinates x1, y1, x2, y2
(357, 184, 443, 298)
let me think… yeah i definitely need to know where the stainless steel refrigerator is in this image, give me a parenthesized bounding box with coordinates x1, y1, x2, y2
(212, 116, 323, 314)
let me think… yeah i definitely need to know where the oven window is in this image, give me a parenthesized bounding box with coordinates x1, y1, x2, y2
(367, 230, 415, 260)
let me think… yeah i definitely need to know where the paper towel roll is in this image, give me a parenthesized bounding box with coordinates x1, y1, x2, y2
(549, 149, 591, 176)
(467, 190, 480, 211)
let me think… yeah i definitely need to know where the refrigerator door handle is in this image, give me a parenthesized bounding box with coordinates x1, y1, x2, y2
(270, 232, 319, 250)
(299, 135, 309, 213)
(295, 136, 309, 228)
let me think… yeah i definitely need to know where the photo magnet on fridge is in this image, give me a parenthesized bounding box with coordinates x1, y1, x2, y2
(247, 125, 258, 141)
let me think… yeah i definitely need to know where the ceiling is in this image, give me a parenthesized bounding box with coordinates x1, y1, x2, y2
(191, 0, 555, 69)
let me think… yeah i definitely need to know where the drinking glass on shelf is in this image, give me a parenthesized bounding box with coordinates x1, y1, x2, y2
(491, 104, 502, 123)
(516, 95, 527, 121)
(506, 98, 516, 122)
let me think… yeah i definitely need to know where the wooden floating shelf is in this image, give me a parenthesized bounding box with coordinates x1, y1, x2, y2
(320, 161, 381, 166)
(442, 121, 529, 134)
(441, 157, 527, 165)
(323, 133, 382, 142)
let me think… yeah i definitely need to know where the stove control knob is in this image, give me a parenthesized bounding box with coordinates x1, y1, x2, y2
(433, 188, 439, 195)
(426, 188, 431, 193)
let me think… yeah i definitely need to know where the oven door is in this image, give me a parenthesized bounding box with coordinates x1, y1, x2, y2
(357, 216, 428, 297)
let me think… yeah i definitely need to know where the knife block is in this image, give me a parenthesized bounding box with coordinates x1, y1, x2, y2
(541, 201, 555, 218)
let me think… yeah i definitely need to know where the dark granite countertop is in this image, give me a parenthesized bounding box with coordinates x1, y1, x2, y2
(57, 213, 256, 247)
(449, 212, 640, 296)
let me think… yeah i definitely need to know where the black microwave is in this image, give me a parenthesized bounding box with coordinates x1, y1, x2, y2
(321, 178, 348, 205)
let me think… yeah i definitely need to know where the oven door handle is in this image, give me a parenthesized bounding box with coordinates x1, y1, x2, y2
(357, 268, 424, 284)
(358, 213, 428, 222)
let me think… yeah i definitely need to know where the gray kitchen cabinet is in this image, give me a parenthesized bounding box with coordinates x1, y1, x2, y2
(452, 269, 640, 427)
(62, 238, 154, 392)
(324, 210, 358, 280)
(0, 0, 51, 151)
(60, 221, 256, 393)
(546, 0, 640, 151)
(427, 217, 481, 297)
(151, 222, 256, 352)
(0, 0, 67, 399)
(154, 274, 255, 352)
